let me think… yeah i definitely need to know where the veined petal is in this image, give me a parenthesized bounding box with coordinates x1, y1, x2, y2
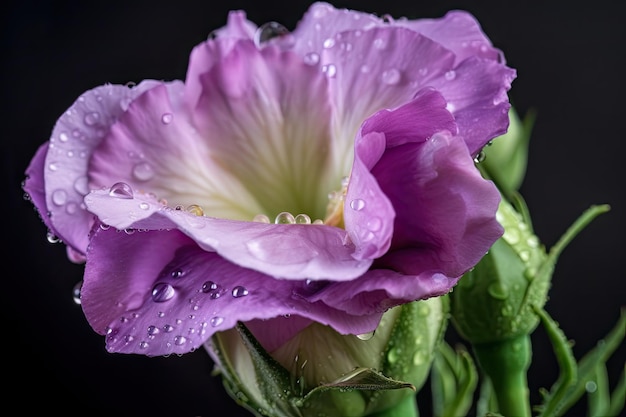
(426, 56, 516, 155)
(322, 26, 456, 177)
(84, 188, 372, 280)
(344, 88, 457, 260)
(81, 228, 381, 355)
(189, 40, 335, 219)
(89, 82, 262, 221)
(395, 10, 504, 65)
(374, 131, 502, 278)
(29, 80, 164, 255)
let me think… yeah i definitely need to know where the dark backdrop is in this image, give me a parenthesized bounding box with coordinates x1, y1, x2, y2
(4, 1, 625, 416)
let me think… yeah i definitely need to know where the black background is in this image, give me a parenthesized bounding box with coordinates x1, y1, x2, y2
(4, 1, 625, 416)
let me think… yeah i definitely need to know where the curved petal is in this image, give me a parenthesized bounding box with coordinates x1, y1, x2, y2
(83, 188, 372, 280)
(81, 228, 381, 355)
(89, 82, 262, 221)
(426, 56, 516, 155)
(374, 131, 502, 277)
(189, 40, 335, 219)
(344, 88, 457, 260)
(395, 10, 505, 65)
(33, 80, 164, 255)
(322, 26, 456, 177)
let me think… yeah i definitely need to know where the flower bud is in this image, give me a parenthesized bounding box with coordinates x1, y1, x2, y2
(206, 297, 447, 417)
(449, 197, 550, 345)
(480, 107, 535, 196)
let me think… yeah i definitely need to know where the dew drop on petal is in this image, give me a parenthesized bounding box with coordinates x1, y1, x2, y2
(174, 335, 187, 346)
(84, 111, 100, 126)
(253, 214, 270, 223)
(161, 113, 173, 124)
(147, 325, 160, 336)
(303, 52, 320, 66)
(202, 281, 216, 292)
(323, 38, 335, 48)
(373, 38, 386, 49)
(46, 231, 60, 243)
(151, 282, 175, 302)
(381, 69, 401, 85)
(487, 282, 509, 300)
(210, 316, 224, 327)
(109, 182, 134, 199)
(322, 64, 337, 78)
(356, 330, 375, 340)
(163, 324, 174, 333)
(186, 204, 204, 216)
(294, 214, 311, 224)
(139, 202, 150, 210)
(73, 176, 90, 195)
(133, 162, 154, 182)
(232, 286, 249, 298)
(445, 70, 456, 80)
(51, 189, 68, 206)
(254, 22, 292, 48)
(350, 199, 365, 211)
(275, 212, 296, 224)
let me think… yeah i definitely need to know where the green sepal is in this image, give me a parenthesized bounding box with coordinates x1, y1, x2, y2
(234, 322, 302, 417)
(300, 367, 416, 417)
(430, 341, 478, 417)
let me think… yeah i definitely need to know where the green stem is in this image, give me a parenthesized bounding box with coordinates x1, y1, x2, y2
(369, 394, 419, 417)
(473, 335, 532, 417)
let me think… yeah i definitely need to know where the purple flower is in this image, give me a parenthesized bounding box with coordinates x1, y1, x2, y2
(23, 2, 515, 356)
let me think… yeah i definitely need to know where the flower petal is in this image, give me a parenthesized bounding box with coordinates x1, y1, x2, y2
(84, 188, 372, 280)
(322, 26, 456, 176)
(81, 228, 381, 355)
(28, 81, 163, 255)
(375, 131, 502, 277)
(188, 39, 336, 219)
(344, 88, 457, 260)
(426, 56, 516, 155)
(396, 10, 505, 65)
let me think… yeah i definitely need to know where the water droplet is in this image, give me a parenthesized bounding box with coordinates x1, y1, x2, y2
(59, 132, 69, 142)
(253, 214, 270, 223)
(303, 52, 320, 66)
(147, 325, 160, 336)
(373, 38, 386, 49)
(417, 303, 430, 317)
(163, 324, 174, 332)
(232, 286, 249, 298)
(356, 330, 375, 340)
(109, 182, 134, 199)
(381, 68, 401, 85)
(174, 335, 187, 345)
(46, 231, 60, 243)
(585, 381, 598, 393)
(72, 281, 82, 304)
(51, 189, 67, 206)
(170, 269, 185, 279)
(254, 22, 293, 49)
(350, 199, 365, 211)
(161, 113, 173, 124)
(444, 70, 456, 80)
(294, 214, 311, 224)
(526, 236, 539, 248)
(84, 111, 100, 126)
(132, 162, 154, 182)
(503, 228, 520, 244)
(186, 204, 204, 216)
(48, 162, 59, 172)
(202, 280, 219, 293)
(488, 282, 509, 300)
(322, 64, 337, 78)
(275, 212, 296, 224)
(387, 347, 399, 364)
(412, 350, 427, 365)
(151, 282, 175, 302)
(323, 38, 335, 48)
(210, 316, 224, 327)
(473, 151, 486, 163)
(139, 202, 150, 210)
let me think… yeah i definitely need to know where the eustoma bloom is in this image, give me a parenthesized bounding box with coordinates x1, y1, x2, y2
(24, 2, 515, 357)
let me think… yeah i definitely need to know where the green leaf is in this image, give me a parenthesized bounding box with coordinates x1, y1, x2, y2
(607, 364, 625, 417)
